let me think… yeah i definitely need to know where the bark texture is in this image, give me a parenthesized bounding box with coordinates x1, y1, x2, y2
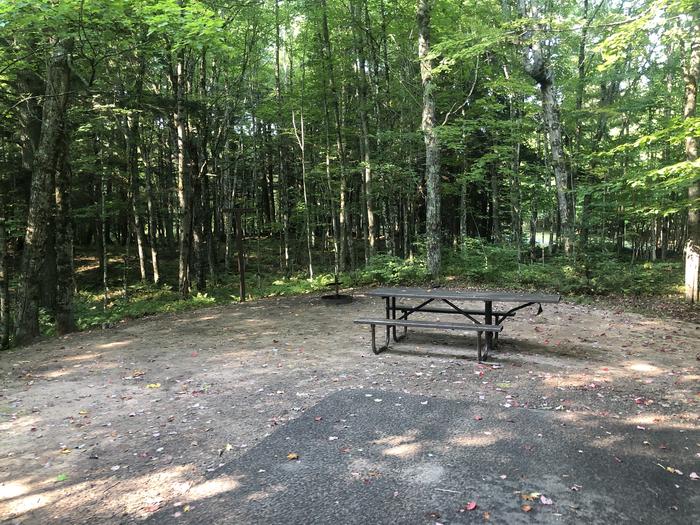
(684, 18, 700, 302)
(519, 0, 573, 255)
(14, 38, 73, 345)
(417, 0, 441, 278)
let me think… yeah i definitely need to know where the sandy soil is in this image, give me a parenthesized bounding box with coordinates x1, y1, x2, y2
(0, 291, 698, 523)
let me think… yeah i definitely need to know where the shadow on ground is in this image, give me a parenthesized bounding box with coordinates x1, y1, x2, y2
(146, 389, 698, 525)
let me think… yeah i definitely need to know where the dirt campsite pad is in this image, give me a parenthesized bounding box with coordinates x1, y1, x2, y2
(1, 292, 698, 523)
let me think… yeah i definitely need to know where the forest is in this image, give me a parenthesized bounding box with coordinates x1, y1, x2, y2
(0, 0, 698, 348)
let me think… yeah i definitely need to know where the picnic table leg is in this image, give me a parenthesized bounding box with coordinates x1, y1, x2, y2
(484, 300, 493, 356)
(370, 324, 389, 354)
(477, 331, 483, 363)
(385, 297, 392, 345)
(391, 296, 407, 342)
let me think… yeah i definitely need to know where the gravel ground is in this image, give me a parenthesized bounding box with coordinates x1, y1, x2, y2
(0, 291, 698, 523)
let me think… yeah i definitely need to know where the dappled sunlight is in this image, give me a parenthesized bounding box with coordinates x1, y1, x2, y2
(41, 368, 72, 379)
(95, 340, 133, 350)
(0, 477, 59, 517)
(0, 415, 40, 434)
(196, 315, 221, 322)
(675, 374, 699, 384)
(245, 483, 286, 502)
(542, 373, 606, 388)
(188, 475, 242, 500)
(627, 362, 663, 375)
(0, 480, 30, 501)
(448, 431, 509, 447)
(588, 434, 626, 448)
(624, 412, 698, 431)
(0, 465, 197, 522)
(382, 442, 422, 458)
(541, 360, 672, 389)
(62, 352, 102, 362)
(373, 430, 418, 447)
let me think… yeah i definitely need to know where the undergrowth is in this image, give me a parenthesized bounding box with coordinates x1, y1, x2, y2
(37, 239, 685, 337)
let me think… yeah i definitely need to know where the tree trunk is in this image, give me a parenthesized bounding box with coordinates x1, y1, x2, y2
(0, 178, 9, 349)
(174, 45, 192, 297)
(490, 163, 500, 242)
(351, 0, 376, 257)
(417, 0, 441, 278)
(519, 1, 573, 254)
(15, 38, 73, 345)
(684, 18, 700, 302)
(126, 114, 148, 282)
(321, 0, 348, 272)
(140, 144, 161, 284)
(275, 0, 290, 275)
(54, 135, 74, 335)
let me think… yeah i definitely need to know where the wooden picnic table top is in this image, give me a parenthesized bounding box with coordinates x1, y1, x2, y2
(365, 287, 561, 304)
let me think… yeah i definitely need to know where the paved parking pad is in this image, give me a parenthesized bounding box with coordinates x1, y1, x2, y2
(149, 389, 698, 524)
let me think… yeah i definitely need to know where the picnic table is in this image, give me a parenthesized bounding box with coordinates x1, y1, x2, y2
(354, 287, 561, 362)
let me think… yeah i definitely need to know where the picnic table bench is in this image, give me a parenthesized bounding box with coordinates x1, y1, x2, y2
(354, 287, 561, 362)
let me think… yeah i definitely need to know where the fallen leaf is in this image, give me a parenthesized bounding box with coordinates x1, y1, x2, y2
(56, 473, 68, 482)
(474, 416, 483, 421)
(483, 511, 491, 520)
(314, 416, 323, 422)
(522, 492, 541, 501)
(147, 383, 161, 389)
(183, 504, 190, 512)
(689, 472, 699, 480)
(287, 453, 299, 460)
(540, 495, 553, 505)
(465, 501, 478, 511)
(521, 504, 532, 512)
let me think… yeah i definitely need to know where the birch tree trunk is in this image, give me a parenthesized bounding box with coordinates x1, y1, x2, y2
(275, 0, 290, 274)
(684, 17, 700, 302)
(15, 38, 73, 345)
(519, 0, 573, 255)
(417, 0, 441, 278)
(174, 45, 192, 297)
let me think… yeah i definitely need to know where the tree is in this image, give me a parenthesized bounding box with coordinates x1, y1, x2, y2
(683, 9, 699, 302)
(418, 0, 441, 278)
(14, 38, 74, 344)
(518, 0, 573, 255)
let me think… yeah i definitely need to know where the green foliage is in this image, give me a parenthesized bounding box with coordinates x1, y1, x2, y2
(353, 254, 429, 286)
(443, 238, 683, 297)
